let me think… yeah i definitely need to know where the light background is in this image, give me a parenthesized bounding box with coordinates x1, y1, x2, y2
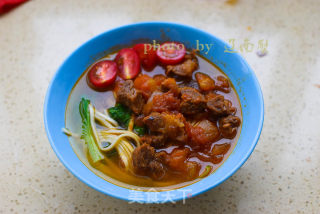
(0, 0, 319, 213)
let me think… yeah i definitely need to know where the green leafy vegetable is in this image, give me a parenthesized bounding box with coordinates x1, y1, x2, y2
(108, 103, 146, 136)
(79, 98, 104, 163)
(108, 104, 131, 127)
(133, 126, 146, 136)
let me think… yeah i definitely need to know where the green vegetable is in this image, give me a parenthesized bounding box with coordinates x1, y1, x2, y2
(108, 104, 131, 127)
(79, 98, 104, 163)
(133, 126, 146, 136)
(199, 165, 212, 178)
(108, 103, 146, 136)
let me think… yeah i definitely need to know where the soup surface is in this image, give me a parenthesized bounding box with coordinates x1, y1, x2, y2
(65, 43, 242, 190)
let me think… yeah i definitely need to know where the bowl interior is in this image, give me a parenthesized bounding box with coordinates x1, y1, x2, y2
(44, 22, 264, 203)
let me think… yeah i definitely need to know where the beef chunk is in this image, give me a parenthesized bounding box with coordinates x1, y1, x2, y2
(219, 115, 241, 139)
(115, 80, 145, 114)
(141, 134, 166, 148)
(179, 79, 200, 90)
(161, 78, 180, 96)
(132, 144, 166, 179)
(195, 72, 215, 91)
(143, 112, 187, 143)
(134, 115, 145, 127)
(206, 92, 236, 117)
(215, 76, 230, 93)
(166, 54, 199, 77)
(180, 87, 206, 115)
(143, 112, 166, 132)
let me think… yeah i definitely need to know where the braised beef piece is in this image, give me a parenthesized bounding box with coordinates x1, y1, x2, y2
(134, 115, 145, 127)
(143, 112, 166, 132)
(219, 115, 241, 139)
(206, 92, 236, 117)
(141, 134, 166, 148)
(180, 87, 207, 115)
(179, 79, 200, 90)
(143, 112, 187, 143)
(195, 72, 215, 91)
(215, 76, 230, 93)
(166, 54, 199, 77)
(161, 78, 180, 96)
(115, 80, 145, 114)
(132, 144, 167, 180)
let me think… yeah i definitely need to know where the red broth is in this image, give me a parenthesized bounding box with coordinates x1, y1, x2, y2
(65, 51, 242, 190)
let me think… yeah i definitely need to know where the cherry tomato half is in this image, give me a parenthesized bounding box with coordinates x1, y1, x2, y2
(156, 42, 186, 65)
(133, 43, 158, 71)
(115, 48, 141, 80)
(87, 60, 118, 91)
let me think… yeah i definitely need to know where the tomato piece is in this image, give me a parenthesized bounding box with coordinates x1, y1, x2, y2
(115, 48, 141, 80)
(167, 148, 200, 179)
(133, 74, 157, 99)
(168, 148, 190, 171)
(215, 76, 230, 93)
(195, 72, 216, 91)
(186, 120, 219, 146)
(185, 161, 201, 179)
(188, 125, 208, 145)
(197, 120, 220, 142)
(151, 92, 180, 113)
(87, 60, 117, 91)
(156, 42, 186, 65)
(161, 78, 179, 95)
(153, 74, 166, 84)
(212, 143, 231, 156)
(133, 43, 158, 71)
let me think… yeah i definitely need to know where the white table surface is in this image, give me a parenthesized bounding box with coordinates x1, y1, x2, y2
(1, 0, 319, 213)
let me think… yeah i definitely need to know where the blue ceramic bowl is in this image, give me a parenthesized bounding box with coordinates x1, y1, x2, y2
(44, 22, 264, 203)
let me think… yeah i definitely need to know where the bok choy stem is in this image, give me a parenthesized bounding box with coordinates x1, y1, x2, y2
(79, 98, 104, 163)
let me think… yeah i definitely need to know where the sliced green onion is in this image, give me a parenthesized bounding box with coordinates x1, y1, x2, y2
(199, 165, 212, 178)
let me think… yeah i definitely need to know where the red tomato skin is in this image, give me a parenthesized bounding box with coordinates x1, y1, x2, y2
(133, 74, 157, 99)
(156, 42, 186, 65)
(87, 60, 118, 91)
(168, 148, 190, 171)
(115, 48, 141, 80)
(133, 43, 158, 71)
